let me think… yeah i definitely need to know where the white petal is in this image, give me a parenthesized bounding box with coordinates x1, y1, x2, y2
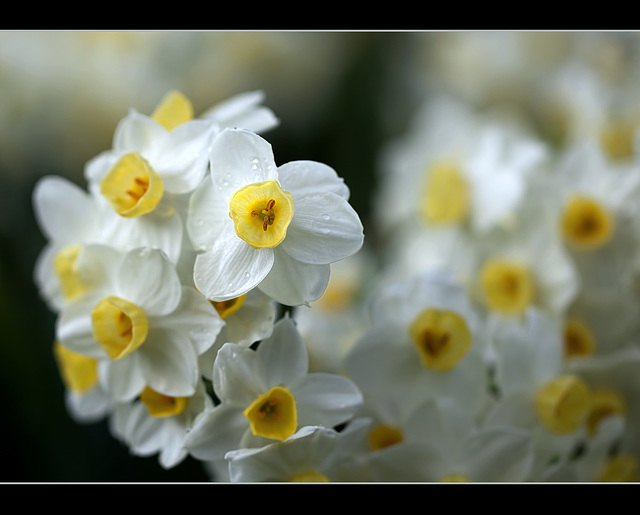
(186, 176, 229, 251)
(115, 248, 183, 317)
(152, 119, 217, 194)
(208, 128, 278, 197)
(278, 160, 350, 200)
(213, 342, 267, 405)
(282, 192, 364, 265)
(138, 327, 199, 397)
(56, 292, 104, 358)
(112, 109, 166, 156)
(153, 286, 224, 356)
(32, 175, 95, 243)
(127, 403, 166, 456)
(193, 227, 274, 302)
(98, 353, 146, 402)
(292, 373, 363, 428)
(183, 404, 248, 461)
(201, 90, 279, 134)
(258, 247, 330, 306)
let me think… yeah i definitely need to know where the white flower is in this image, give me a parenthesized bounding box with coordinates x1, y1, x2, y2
(109, 378, 214, 470)
(182, 316, 363, 462)
(344, 269, 489, 423)
(56, 247, 223, 401)
(200, 90, 279, 135)
(188, 127, 364, 306)
(224, 423, 369, 482)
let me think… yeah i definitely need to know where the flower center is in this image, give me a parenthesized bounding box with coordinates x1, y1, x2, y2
(563, 318, 597, 358)
(408, 308, 472, 371)
(210, 294, 247, 319)
(561, 195, 614, 250)
(420, 161, 470, 225)
(151, 90, 194, 131)
(53, 245, 89, 302)
(535, 375, 591, 434)
(140, 386, 187, 418)
(100, 152, 164, 218)
(243, 385, 297, 441)
(53, 341, 98, 393)
(586, 389, 626, 436)
(368, 424, 404, 451)
(289, 471, 330, 482)
(229, 180, 294, 249)
(91, 295, 148, 360)
(480, 259, 534, 315)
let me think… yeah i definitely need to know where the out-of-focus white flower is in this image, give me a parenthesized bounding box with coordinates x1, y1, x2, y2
(182, 316, 363, 462)
(109, 378, 213, 470)
(345, 269, 489, 423)
(56, 247, 223, 401)
(188, 128, 364, 306)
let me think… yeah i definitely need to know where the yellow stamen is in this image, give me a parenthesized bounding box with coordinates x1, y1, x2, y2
(91, 295, 148, 360)
(563, 318, 597, 358)
(561, 195, 614, 251)
(229, 180, 294, 249)
(151, 90, 194, 131)
(101, 152, 164, 217)
(535, 375, 591, 434)
(420, 161, 470, 225)
(244, 385, 297, 441)
(53, 341, 98, 393)
(368, 424, 404, 451)
(408, 308, 472, 371)
(140, 386, 187, 418)
(480, 259, 534, 315)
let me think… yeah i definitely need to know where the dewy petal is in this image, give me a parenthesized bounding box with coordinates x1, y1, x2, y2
(213, 342, 267, 405)
(208, 128, 278, 198)
(193, 226, 274, 302)
(138, 327, 199, 397)
(115, 248, 183, 317)
(112, 109, 167, 157)
(281, 191, 364, 265)
(258, 247, 330, 306)
(32, 176, 96, 243)
(151, 119, 217, 194)
(98, 353, 146, 402)
(186, 176, 229, 251)
(277, 160, 351, 200)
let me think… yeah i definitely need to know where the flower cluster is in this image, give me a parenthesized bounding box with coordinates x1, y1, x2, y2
(34, 81, 640, 482)
(34, 90, 365, 473)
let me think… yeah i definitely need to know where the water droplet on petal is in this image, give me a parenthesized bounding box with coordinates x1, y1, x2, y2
(321, 214, 331, 221)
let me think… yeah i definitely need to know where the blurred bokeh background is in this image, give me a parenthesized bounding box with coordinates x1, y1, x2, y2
(3, 31, 640, 482)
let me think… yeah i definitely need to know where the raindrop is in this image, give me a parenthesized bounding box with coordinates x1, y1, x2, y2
(244, 272, 251, 278)
(321, 214, 331, 221)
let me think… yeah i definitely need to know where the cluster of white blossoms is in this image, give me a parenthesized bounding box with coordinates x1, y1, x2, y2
(33, 84, 640, 482)
(33, 90, 365, 475)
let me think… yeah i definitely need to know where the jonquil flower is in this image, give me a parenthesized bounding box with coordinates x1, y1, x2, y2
(188, 128, 364, 306)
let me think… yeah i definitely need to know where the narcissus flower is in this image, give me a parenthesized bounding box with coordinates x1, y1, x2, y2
(188, 128, 364, 306)
(182, 316, 363, 462)
(56, 247, 224, 401)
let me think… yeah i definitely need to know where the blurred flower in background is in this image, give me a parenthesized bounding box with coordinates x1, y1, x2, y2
(5, 30, 640, 482)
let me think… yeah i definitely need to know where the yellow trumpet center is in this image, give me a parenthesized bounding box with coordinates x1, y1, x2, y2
(480, 259, 534, 315)
(140, 386, 187, 418)
(151, 90, 194, 131)
(535, 375, 591, 434)
(420, 161, 470, 225)
(210, 294, 247, 319)
(101, 152, 164, 218)
(53, 341, 98, 393)
(408, 308, 472, 371)
(561, 195, 614, 251)
(91, 295, 148, 360)
(563, 318, 597, 358)
(244, 385, 297, 441)
(368, 424, 404, 451)
(229, 180, 294, 249)
(53, 245, 90, 302)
